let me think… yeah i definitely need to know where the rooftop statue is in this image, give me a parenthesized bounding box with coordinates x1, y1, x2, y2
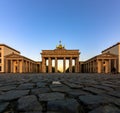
(56, 41, 65, 49)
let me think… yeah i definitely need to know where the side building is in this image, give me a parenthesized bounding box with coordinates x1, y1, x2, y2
(82, 53, 118, 73)
(0, 44, 20, 73)
(102, 42, 120, 73)
(0, 44, 40, 73)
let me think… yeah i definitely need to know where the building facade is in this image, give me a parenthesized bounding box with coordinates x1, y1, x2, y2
(82, 53, 118, 73)
(0, 42, 120, 73)
(5, 53, 40, 73)
(41, 43, 80, 73)
(102, 42, 120, 73)
(0, 44, 20, 73)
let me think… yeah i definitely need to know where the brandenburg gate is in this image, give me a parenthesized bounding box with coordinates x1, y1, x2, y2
(41, 42, 80, 73)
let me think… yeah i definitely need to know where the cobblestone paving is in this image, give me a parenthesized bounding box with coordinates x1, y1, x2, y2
(0, 73, 120, 113)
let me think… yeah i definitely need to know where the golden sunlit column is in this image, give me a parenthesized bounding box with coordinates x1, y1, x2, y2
(100, 60, 102, 73)
(17, 60, 20, 73)
(94, 60, 97, 73)
(93, 61, 94, 72)
(96, 59, 100, 73)
(25, 61, 27, 73)
(31, 63, 33, 72)
(48, 57, 52, 73)
(109, 59, 111, 73)
(93, 61, 95, 72)
(22, 59, 24, 73)
(11, 60, 13, 73)
(89, 62, 91, 73)
(42, 57, 46, 73)
(69, 57, 72, 73)
(5, 59, 8, 73)
(55, 57, 58, 73)
(32, 63, 33, 72)
(35, 63, 37, 73)
(101, 59, 104, 73)
(31, 62, 32, 72)
(95, 60, 97, 73)
(75, 58, 77, 72)
(75, 57, 79, 72)
(63, 57, 66, 73)
(28, 61, 30, 73)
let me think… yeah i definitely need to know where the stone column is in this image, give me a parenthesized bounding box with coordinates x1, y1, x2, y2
(63, 57, 66, 73)
(87, 62, 89, 73)
(31, 63, 33, 72)
(75, 57, 79, 73)
(48, 57, 52, 73)
(101, 59, 104, 73)
(22, 59, 24, 73)
(109, 59, 111, 73)
(94, 60, 97, 73)
(93, 61, 94, 73)
(91, 60, 95, 73)
(55, 57, 58, 73)
(69, 57, 72, 73)
(6, 59, 8, 73)
(89, 62, 91, 73)
(25, 61, 27, 73)
(114, 59, 117, 69)
(28, 62, 30, 73)
(17, 60, 20, 73)
(96, 59, 98, 73)
(11, 60, 13, 73)
(75, 58, 77, 72)
(24, 61, 26, 73)
(42, 57, 46, 73)
(86, 63, 87, 72)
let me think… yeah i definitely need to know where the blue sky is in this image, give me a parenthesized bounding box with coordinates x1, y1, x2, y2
(0, 0, 120, 61)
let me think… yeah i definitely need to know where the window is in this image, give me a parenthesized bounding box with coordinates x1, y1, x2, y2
(0, 59, 1, 63)
(0, 66, 1, 71)
(0, 52, 1, 57)
(0, 48, 1, 50)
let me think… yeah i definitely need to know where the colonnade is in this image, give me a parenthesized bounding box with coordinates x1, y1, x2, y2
(5, 59, 38, 73)
(42, 57, 79, 73)
(84, 60, 97, 73)
(83, 59, 117, 73)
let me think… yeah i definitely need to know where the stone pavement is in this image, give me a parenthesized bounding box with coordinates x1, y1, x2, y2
(0, 73, 120, 113)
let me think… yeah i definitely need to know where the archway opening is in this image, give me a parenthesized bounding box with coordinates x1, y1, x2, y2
(57, 60, 63, 73)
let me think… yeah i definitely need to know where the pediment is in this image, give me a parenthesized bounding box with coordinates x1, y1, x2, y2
(5, 53, 22, 58)
(97, 53, 117, 58)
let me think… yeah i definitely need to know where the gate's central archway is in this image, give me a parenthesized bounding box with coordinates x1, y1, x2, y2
(41, 42, 80, 73)
(57, 59, 63, 73)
